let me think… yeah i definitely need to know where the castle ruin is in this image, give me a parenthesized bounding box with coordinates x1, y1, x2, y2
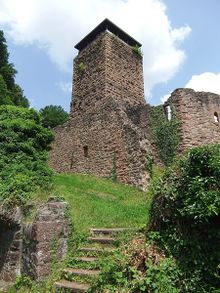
(49, 19, 220, 190)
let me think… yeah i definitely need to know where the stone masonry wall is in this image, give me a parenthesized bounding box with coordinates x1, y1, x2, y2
(167, 88, 220, 153)
(71, 32, 106, 116)
(23, 198, 70, 280)
(105, 32, 145, 107)
(50, 99, 150, 190)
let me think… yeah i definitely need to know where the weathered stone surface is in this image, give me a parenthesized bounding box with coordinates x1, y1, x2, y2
(23, 198, 70, 280)
(166, 88, 220, 153)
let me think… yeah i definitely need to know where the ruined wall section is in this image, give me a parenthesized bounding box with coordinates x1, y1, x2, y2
(168, 88, 220, 153)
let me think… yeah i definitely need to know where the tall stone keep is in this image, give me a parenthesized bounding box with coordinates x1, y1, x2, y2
(49, 19, 151, 190)
(71, 19, 145, 115)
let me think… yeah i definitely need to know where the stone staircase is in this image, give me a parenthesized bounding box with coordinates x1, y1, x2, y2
(54, 228, 132, 292)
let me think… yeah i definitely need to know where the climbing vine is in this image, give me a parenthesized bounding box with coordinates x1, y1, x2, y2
(145, 153, 154, 178)
(150, 104, 181, 166)
(111, 152, 117, 182)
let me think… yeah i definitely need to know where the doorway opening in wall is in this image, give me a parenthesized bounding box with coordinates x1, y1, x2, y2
(214, 112, 219, 123)
(83, 146, 88, 157)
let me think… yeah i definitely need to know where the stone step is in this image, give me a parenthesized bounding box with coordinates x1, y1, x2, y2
(74, 256, 98, 263)
(90, 227, 133, 236)
(54, 279, 90, 292)
(88, 237, 115, 244)
(63, 268, 101, 278)
(79, 247, 114, 254)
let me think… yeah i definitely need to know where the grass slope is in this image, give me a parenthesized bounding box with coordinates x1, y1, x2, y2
(9, 174, 152, 292)
(53, 173, 151, 232)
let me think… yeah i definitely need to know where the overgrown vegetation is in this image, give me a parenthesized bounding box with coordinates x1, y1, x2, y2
(149, 144, 220, 292)
(88, 233, 181, 293)
(0, 105, 54, 207)
(83, 146, 220, 292)
(6, 144, 220, 292)
(150, 104, 181, 165)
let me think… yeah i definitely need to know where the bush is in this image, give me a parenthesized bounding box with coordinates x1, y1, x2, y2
(0, 105, 54, 207)
(149, 144, 220, 292)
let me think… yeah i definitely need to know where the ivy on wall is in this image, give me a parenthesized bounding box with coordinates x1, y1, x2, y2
(111, 152, 117, 182)
(150, 104, 181, 166)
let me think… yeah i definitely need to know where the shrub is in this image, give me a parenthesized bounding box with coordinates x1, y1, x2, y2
(149, 144, 220, 292)
(0, 105, 54, 207)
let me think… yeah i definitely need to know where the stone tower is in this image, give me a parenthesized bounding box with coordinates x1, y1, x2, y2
(49, 19, 151, 190)
(71, 18, 145, 115)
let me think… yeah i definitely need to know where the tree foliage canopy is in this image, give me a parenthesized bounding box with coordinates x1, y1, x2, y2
(40, 105, 69, 128)
(0, 30, 29, 107)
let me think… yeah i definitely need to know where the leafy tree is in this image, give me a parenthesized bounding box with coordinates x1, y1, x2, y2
(0, 30, 9, 69)
(12, 84, 29, 108)
(0, 105, 54, 207)
(40, 105, 69, 128)
(0, 74, 13, 105)
(0, 30, 29, 107)
(0, 63, 17, 91)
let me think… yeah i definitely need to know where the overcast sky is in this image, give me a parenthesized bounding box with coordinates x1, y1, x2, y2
(0, 0, 220, 111)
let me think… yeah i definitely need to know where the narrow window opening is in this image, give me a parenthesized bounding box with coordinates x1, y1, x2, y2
(83, 146, 88, 157)
(214, 112, 219, 123)
(165, 105, 172, 121)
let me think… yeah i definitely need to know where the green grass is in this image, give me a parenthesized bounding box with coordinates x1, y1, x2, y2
(52, 173, 152, 232)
